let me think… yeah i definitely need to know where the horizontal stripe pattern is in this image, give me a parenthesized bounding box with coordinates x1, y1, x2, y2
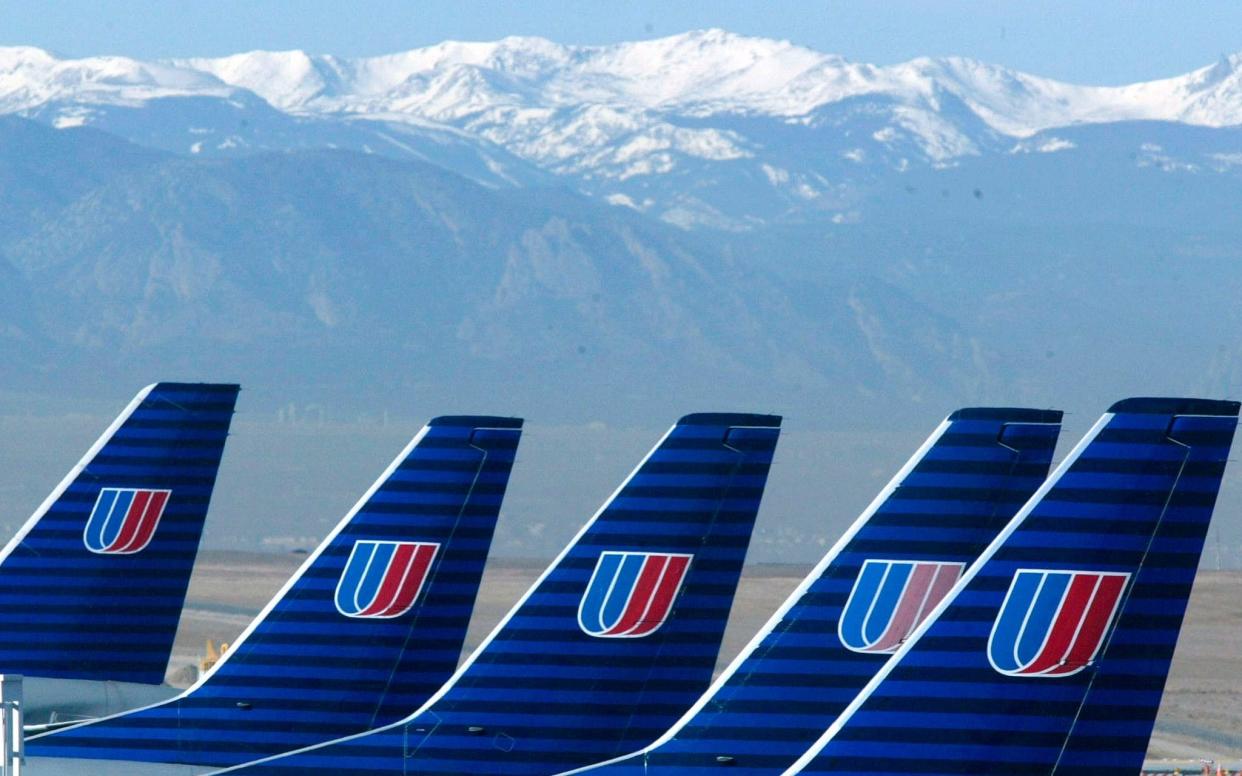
(28, 416, 522, 768)
(1053, 411, 1240, 774)
(577, 409, 1062, 775)
(0, 382, 238, 685)
(793, 400, 1238, 775)
(220, 413, 781, 775)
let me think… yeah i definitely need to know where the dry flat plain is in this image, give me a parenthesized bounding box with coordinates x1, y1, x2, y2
(173, 554, 1242, 765)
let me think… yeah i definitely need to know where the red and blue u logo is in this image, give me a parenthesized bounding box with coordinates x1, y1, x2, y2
(578, 551, 693, 638)
(334, 540, 440, 619)
(839, 559, 964, 654)
(988, 569, 1130, 677)
(83, 488, 172, 555)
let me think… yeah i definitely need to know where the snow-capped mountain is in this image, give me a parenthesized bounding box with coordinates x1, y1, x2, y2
(3, 31, 1241, 227)
(0, 45, 551, 189)
(0, 45, 232, 116)
(171, 31, 1242, 131)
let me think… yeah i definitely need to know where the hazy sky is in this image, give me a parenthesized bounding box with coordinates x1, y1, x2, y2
(1, 0, 1237, 84)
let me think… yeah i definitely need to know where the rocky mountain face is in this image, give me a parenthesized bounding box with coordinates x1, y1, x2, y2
(3, 33, 1242, 558)
(1, 32, 1241, 425)
(0, 118, 1003, 425)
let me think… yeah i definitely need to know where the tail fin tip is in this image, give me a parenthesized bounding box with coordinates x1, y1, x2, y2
(947, 407, 1063, 423)
(147, 381, 242, 392)
(677, 412, 782, 427)
(429, 415, 523, 428)
(1108, 397, 1240, 416)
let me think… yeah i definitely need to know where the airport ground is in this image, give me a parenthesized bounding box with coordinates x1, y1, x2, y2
(171, 553, 1242, 769)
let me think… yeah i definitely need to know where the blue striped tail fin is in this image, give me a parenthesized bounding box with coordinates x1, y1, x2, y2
(214, 412, 782, 775)
(27, 415, 522, 767)
(787, 398, 1239, 775)
(1053, 402, 1238, 773)
(0, 382, 238, 684)
(570, 407, 1063, 775)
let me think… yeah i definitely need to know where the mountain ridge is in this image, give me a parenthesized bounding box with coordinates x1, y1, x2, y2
(5, 31, 1241, 228)
(6, 31, 1240, 130)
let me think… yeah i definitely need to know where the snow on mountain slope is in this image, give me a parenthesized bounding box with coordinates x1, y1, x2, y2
(7, 32, 1242, 138)
(0, 46, 553, 189)
(172, 31, 1242, 130)
(2, 33, 1240, 227)
(905, 53, 1242, 136)
(0, 46, 234, 117)
(172, 32, 1242, 188)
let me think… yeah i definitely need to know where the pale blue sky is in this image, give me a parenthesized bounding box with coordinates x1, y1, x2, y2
(1, 0, 1238, 84)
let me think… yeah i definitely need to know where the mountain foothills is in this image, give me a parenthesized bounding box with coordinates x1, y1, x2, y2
(2, 31, 1242, 424)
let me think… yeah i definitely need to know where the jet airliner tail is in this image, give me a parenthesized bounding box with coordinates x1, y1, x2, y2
(567, 407, 1064, 775)
(28, 415, 523, 768)
(0, 382, 239, 686)
(787, 398, 1239, 775)
(214, 412, 782, 774)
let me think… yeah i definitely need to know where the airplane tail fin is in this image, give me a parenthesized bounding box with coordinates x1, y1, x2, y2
(421, 413, 783, 770)
(0, 382, 239, 684)
(213, 413, 782, 775)
(788, 398, 1238, 775)
(28, 415, 522, 767)
(1054, 403, 1238, 772)
(567, 407, 1063, 775)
